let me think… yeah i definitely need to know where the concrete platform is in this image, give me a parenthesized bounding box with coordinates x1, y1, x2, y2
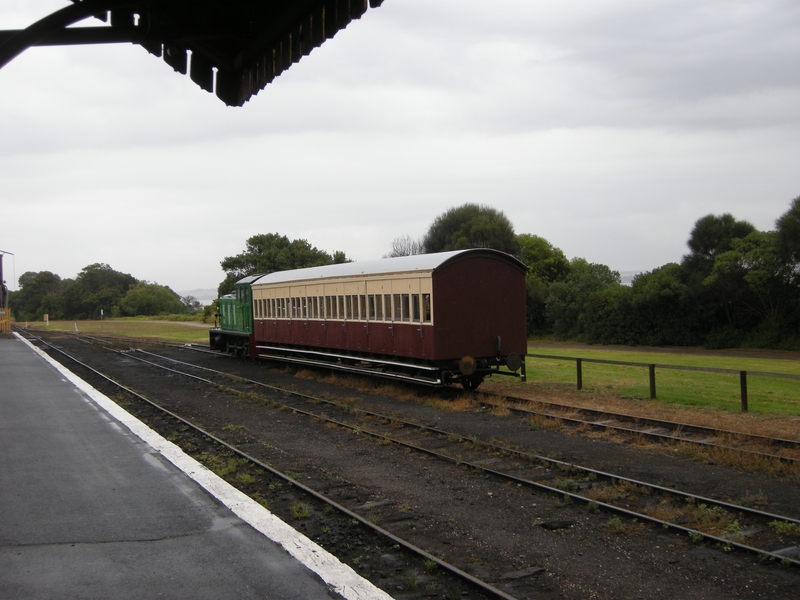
(0, 334, 391, 600)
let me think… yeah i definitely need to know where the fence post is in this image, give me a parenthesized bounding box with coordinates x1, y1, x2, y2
(740, 371, 748, 412)
(649, 364, 656, 400)
(576, 359, 582, 391)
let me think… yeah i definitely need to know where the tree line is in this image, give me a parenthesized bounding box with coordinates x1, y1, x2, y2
(9, 263, 202, 321)
(218, 199, 800, 350)
(12, 197, 799, 349)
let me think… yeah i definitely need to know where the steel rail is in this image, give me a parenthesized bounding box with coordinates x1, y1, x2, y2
(19, 332, 519, 600)
(494, 393, 800, 449)
(130, 349, 800, 522)
(464, 394, 800, 465)
(122, 348, 800, 567)
(22, 331, 800, 568)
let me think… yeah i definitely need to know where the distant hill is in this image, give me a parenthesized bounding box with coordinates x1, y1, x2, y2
(619, 271, 642, 286)
(177, 288, 217, 306)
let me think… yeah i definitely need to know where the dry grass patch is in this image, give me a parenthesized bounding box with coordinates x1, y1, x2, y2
(484, 378, 800, 441)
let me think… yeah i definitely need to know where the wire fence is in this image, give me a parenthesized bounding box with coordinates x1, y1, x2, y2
(525, 353, 800, 412)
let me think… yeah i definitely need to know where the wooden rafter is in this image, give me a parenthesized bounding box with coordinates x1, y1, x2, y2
(0, 0, 385, 106)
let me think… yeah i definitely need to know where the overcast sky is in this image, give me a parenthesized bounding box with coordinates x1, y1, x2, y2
(2, 0, 799, 295)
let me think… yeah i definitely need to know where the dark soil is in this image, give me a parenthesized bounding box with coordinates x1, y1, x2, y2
(34, 333, 800, 599)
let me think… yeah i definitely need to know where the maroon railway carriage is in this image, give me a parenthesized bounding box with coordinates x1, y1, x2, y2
(236, 248, 527, 389)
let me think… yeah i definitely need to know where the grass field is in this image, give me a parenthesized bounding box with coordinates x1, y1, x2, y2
(525, 343, 800, 416)
(14, 320, 800, 416)
(18, 319, 211, 344)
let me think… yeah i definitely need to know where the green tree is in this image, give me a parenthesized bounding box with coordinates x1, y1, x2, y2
(776, 195, 800, 265)
(8, 271, 65, 321)
(119, 283, 185, 316)
(545, 259, 621, 339)
(679, 214, 757, 336)
(517, 234, 571, 334)
(706, 231, 799, 344)
(681, 213, 756, 286)
(629, 264, 702, 346)
(421, 204, 519, 255)
(59, 263, 137, 319)
(219, 233, 350, 296)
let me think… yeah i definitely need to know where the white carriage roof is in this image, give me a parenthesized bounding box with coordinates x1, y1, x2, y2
(240, 249, 519, 287)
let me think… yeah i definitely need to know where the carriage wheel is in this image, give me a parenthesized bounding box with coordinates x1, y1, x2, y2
(461, 375, 484, 391)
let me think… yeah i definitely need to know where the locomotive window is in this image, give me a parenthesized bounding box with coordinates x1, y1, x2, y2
(359, 296, 367, 320)
(412, 295, 420, 322)
(401, 294, 410, 322)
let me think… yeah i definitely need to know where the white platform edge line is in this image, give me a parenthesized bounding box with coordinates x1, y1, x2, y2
(15, 333, 393, 600)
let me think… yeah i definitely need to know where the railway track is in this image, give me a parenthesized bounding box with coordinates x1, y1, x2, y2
(24, 330, 800, 571)
(476, 393, 800, 466)
(20, 331, 518, 600)
(129, 348, 800, 568)
(36, 329, 800, 463)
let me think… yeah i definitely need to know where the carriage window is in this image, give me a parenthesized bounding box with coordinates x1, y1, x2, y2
(384, 294, 392, 320)
(401, 294, 410, 322)
(325, 296, 332, 319)
(312, 297, 318, 318)
(392, 295, 401, 322)
(338, 296, 345, 320)
(375, 295, 383, 320)
(345, 296, 353, 320)
(368, 295, 375, 320)
(359, 296, 367, 321)
(412, 295, 420, 323)
(422, 294, 431, 323)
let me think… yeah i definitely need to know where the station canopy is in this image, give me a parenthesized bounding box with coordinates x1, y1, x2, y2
(0, 0, 385, 107)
